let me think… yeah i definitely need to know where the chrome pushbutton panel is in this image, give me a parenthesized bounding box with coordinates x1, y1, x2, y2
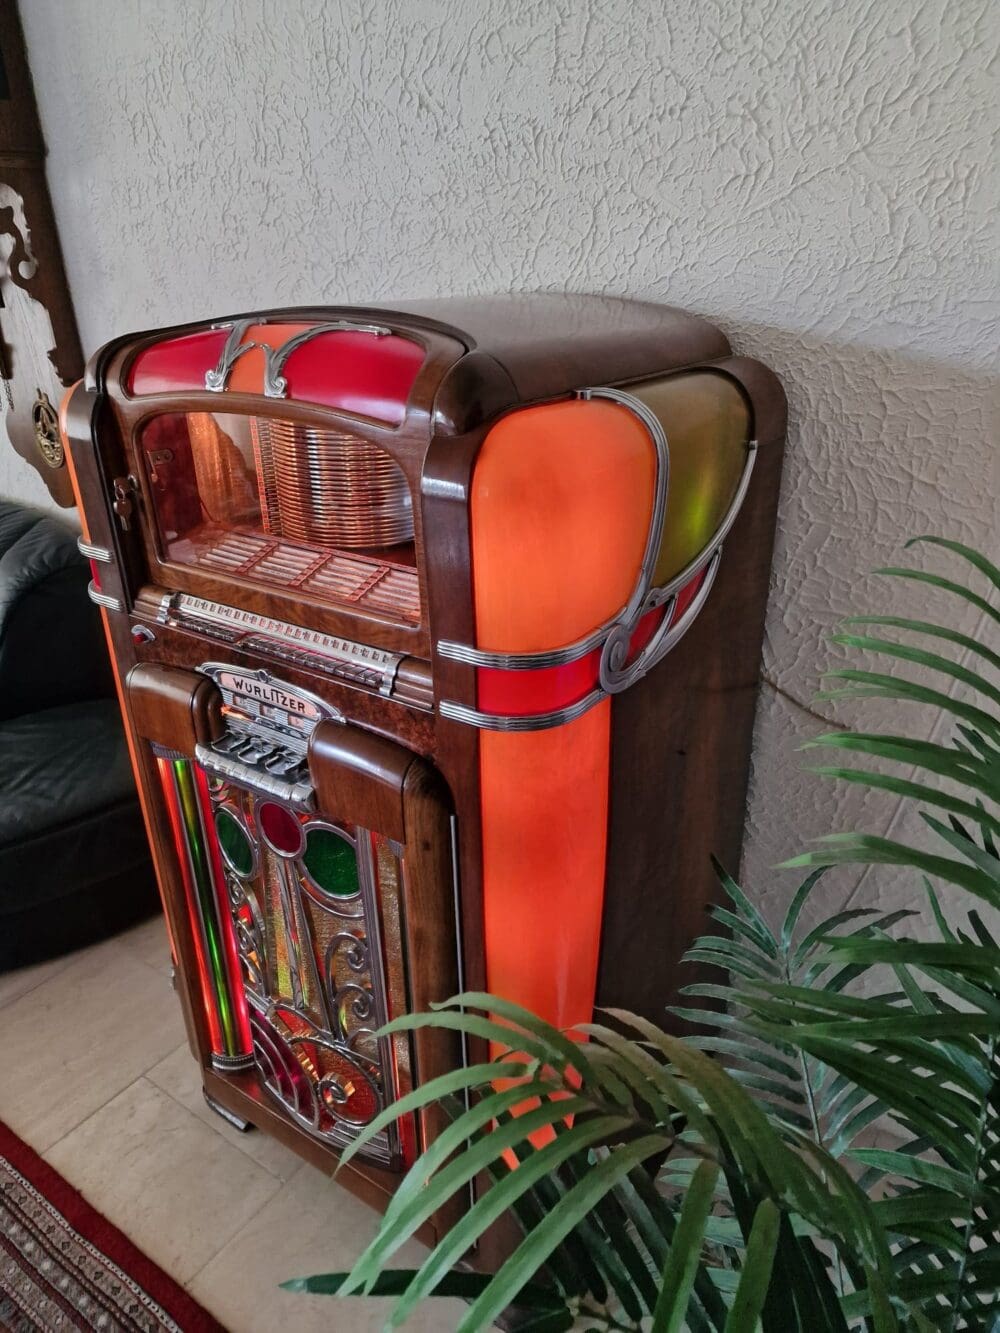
(194, 663, 344, 809)
(198, 730, 314, 808)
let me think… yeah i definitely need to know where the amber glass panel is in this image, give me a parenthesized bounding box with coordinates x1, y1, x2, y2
(628, 372, 751, 587)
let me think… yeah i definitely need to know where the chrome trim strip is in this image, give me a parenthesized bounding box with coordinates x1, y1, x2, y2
(437, 545, 724, 731)
(171, 595, 403, 691)
(440, 687, 605, 733)
(435, 437, 757, 674)
(210, 1051, 256, 1073)
(87, 581, 124, 612)
(449, 812, 474, 1153)
(437, 622, 610, 670)
(77, 538, 112, 562)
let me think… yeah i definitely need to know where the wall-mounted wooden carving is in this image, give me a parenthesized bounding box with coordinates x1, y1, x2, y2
(0, 0, 83, 506)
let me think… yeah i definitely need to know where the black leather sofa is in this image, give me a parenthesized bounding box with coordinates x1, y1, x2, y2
(0, 499, 159, 970)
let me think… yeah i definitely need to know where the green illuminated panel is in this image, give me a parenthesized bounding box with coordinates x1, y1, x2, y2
(215, 807, 254, 877)
(303, 827, 360, 897)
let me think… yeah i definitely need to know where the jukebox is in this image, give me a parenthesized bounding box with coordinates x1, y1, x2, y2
(61, 294, 784, 1231)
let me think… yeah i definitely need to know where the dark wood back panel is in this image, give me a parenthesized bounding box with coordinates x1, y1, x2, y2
(598, 358, 786, 1023)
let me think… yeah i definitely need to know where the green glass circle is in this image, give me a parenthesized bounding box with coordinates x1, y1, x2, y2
(215, 807, 254, 877)
(303, 827, 359, 897)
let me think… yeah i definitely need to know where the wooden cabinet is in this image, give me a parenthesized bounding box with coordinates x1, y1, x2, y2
(62, 294, 784, 1243)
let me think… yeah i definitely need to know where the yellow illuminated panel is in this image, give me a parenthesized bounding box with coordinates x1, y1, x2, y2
(628, 371, 751, 586)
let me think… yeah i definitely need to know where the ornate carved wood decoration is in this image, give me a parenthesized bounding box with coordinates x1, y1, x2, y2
(0, 0, 83, 506)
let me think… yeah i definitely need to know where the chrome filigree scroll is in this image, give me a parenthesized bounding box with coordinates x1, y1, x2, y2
(203, 318, 392, 397)
(204, 319, 258, 391)
(261, 322, 391, 398)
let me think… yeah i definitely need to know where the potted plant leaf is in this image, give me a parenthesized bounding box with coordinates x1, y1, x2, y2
(285, 537, 1000, 1332)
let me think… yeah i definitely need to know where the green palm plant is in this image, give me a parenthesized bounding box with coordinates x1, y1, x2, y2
(285, 537, 1000, 1331)
(736, 537, 1000, 1330)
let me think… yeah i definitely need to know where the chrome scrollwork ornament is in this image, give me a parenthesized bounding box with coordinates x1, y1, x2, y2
(204, 317, 392, 397)
(334, 980, 375, 1030)
(326, 931, 368, 978)
(204, 319, 258, 391)
(597, 588, 678, 695)
(261, 321, 391, 398)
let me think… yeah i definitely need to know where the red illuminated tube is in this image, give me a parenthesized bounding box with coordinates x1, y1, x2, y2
(195, 764, 254, 1060)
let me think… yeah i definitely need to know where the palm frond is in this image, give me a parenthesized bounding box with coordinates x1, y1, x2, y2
(670, 862, 903, 1161)
(316, 996, 896, 1330)
(682, 537, 1000, 1329)
(290, 536, 1000, 1329)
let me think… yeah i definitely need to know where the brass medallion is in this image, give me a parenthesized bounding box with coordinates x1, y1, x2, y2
(32, 388, 63, 468)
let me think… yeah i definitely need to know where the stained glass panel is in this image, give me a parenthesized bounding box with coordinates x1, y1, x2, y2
(215, 807, 254, 877)
(302, 826, 360, 897)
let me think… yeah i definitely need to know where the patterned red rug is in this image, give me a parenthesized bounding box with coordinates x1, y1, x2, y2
(0, 1120, 225, 1332)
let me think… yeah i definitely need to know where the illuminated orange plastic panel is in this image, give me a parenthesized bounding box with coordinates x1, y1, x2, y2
(471, 399, 655, 1037)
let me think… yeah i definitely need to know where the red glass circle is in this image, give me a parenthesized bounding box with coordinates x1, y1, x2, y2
(257, 801, 305, 857)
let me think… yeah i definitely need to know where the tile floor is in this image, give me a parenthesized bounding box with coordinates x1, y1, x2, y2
(0, 915, 465, 1331)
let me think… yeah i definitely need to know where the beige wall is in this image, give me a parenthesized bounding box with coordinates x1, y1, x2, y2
(18, 0, 999, 923)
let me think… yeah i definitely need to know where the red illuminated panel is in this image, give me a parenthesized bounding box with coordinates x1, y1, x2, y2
(128, 321, 424, 425)
(477, 647, 602, 717)
(280, 330, 424, 424)
(128, 329, 231, 395)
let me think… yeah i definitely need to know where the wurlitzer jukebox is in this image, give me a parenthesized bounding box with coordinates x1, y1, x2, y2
(61, 294, 784, 1232)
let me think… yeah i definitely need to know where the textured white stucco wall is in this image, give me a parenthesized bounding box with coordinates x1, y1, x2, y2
(18, 0, 999, 925)
(0, 426, 55, 511)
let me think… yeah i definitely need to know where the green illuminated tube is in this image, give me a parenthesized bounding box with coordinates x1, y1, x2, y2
(173, 759, 238, 1057)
